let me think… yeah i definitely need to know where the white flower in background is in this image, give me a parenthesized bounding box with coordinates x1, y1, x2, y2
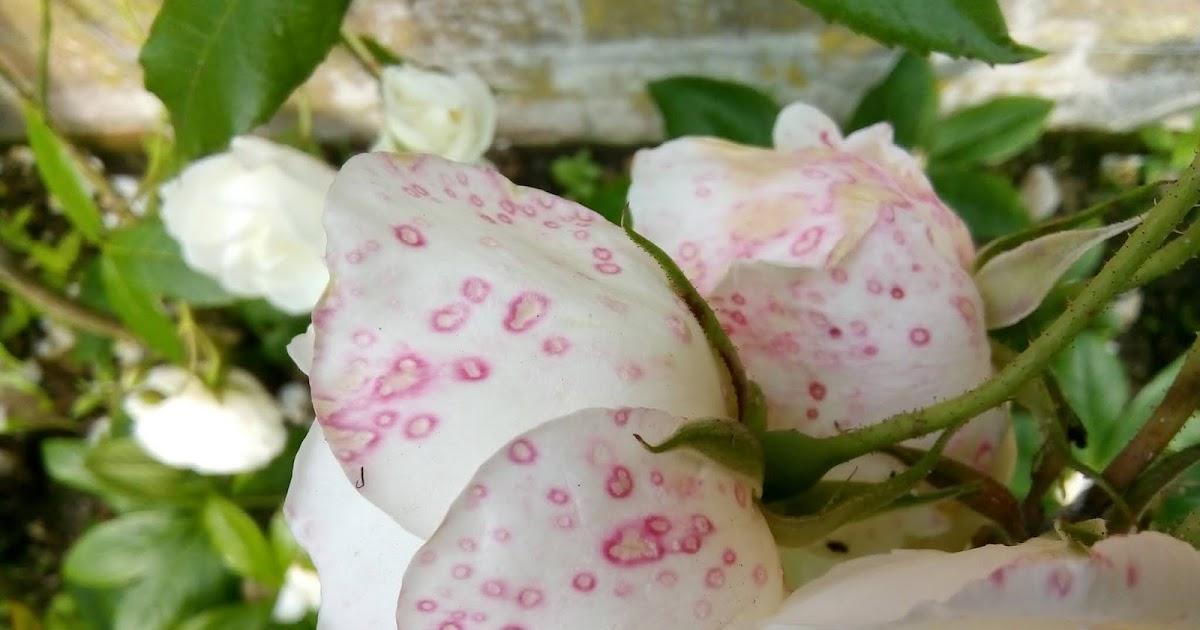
(1100, 154, 1145, 188)
(374, 65, 497, 163)
(276, 381, 313, 425)
(1020, 164, 1062, 221)
(112, 338, 144, 367)
(160, 137, 334, 314)
(270, 563, 322, 623)
(33, 319, 76, 359)
(123, 365, 286, 474)
(764, 532, 1200, 628)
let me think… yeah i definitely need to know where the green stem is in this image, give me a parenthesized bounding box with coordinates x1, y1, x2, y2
(1128, 213, 1200, 286)
(1111, 443, 1200, 532)
(339, 28, 382, 79)
(0, 247, 136, 343)
(814, 152, 1200, 461)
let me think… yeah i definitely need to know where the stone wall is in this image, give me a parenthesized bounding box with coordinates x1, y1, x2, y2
(1, 0, 1198, 148)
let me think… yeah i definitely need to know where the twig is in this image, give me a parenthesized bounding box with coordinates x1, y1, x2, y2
(1078, 336, 1200, 517)
(0, 247, 136, 343)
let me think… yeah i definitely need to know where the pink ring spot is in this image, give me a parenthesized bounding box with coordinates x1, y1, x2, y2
(394, 224, 426, 247)
(753, 564, 769, 586)
(516, 588, 544, 609)
(705, 567, 726, 588)
(666, 314, 693, 343)
(451, 564, 473, 579)
(612, 408, 631, 426)
(481, 580, 506, 598)
(504, 292, 550, 333)
(416, 599, 437, 612)
(867, 279, 883, 294)
(493, 528, 511, 542)
(431, 303, 470, 333)
(657, 570, 678, 586)
(617, 363, 644, 382)
(791, 226, 824, 257)
(606, 465, 634, 498)
(679, 242, 699, 260)
(453, 357, 490, 382)
(722, 549, 737, 565)
(461, 277, 491, 303)
(592, 247, 613, 261)
(508, 439, 538, 464)
(890, 286, 906, 299)
(374, 411, 399, 427)
(909, 327, 931, 346)
(404, 415, 438, 440)
(542, 336, 571, 356)
(572, 572, 597, 592)
(595, 262, 622, 274)
(603, 526, 665, 566)
(547, 488, 570, 504)
(830, 268, 848, 283)
(373, 355, 431, 400)
(809, 381, 827, 401)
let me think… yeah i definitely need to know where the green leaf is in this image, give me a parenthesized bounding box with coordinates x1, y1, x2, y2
(1051, 331, 1131, 467)
(202, 495, 281, 585)
(41, 438, 104, 494)
(930, 97, 1054, 166)
(63, 510, 190, 588)
(21, 104, 104, 242)
(85, 438, 210, 503)
(794, 0, 1042, 64)
(112, 524, 234, 630)
(636, 419, 763, 483)
(929, 166, 1031, 240)
(99, 254, 184, 361)
(647, 76, 780, 146)
(139, 0, 353, 160)
(176, 602, 270, 630)
(105, 217, 235, 307)
(846, 52, 936, 149)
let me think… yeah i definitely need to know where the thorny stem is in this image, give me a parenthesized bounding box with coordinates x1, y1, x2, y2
(0, 248, 136, 343)
(813, 152, 1200, 462)
(1128, 213, 1200, 287)
(1079, 336, 1200, 518)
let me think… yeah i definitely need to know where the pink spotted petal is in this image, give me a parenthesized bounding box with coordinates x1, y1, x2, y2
(310, 154, 727, 537)
(283, 424, 423, 629)
(629, 103, 1008, 572)
(765, 532, 1200, 628)
(396, 408, 784, 630)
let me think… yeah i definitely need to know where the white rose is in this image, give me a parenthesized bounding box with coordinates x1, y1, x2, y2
(764, 532, 1200, 628)
(270, 563, 322, 623)
(123, 365, 286, 474)
(160, 137, 334, 314)
(374, 65, 497, 163)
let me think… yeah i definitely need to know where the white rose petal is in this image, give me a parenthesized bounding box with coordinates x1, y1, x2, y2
(283, 424, 423, 629)
(374, 65, 497, 163)
(123, 366, 286, 475)
(271, 564, 322, 624)
(160, 137, 334, 314)
(1020, 164, 1062, 221)
(286, 324, 316, 375)
(764, 532, 1200, 628)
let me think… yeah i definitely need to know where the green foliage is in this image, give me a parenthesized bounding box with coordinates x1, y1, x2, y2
(100, 255, 184, 361)
(846, 52, 936, 148)
(794, 0, 1042, 64)
(636, 419, 763, 483)
(930, 97, 1054, 166)
(85, 438, 211, 504)
(104, 218, 235, 307)
(549, 150, 630, 225)
(64, 510, 191, 588)
(21, 104, 105, 242)
(1052, 331, 1131, 467)
(139, 0, 352, 160)
(648, 76, 780, 146)
(928, 166, 1031, 239)
(202, 495, 282, 585)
